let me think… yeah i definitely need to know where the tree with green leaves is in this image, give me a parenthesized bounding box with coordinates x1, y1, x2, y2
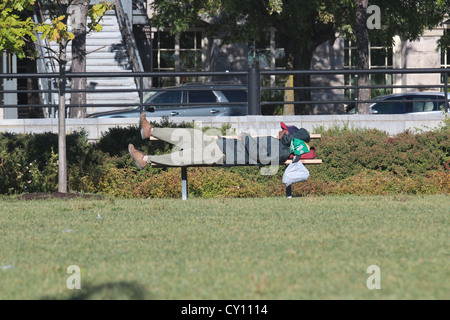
(37, 0, 111, 193)
(0, 0, 37, 59)
(149, 0, 450, 114)
(1, 0, 112, 193)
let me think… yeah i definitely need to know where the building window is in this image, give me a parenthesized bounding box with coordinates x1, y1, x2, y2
(179, 32, 203, 71)
(248, 28, 286, 89)
(344, 39, 393, 100)
(152, 30, 204, 87)
(248, 28, 286, 71)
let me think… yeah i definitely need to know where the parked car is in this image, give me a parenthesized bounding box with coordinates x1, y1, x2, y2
(370, 92, 450, 114)
(346, 92, 450, 114)
(87, 82, 248, 118)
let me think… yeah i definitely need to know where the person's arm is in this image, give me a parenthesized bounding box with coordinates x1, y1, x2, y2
(280, 131, 292, 148)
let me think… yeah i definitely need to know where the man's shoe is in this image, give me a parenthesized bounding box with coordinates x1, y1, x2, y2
(140, 112, 153, 139)
(128, 144, 147, 169)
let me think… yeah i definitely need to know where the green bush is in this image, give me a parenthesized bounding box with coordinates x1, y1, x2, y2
(85, 167, 272, 199)
(290, 170, 450, 197)
(0, 131, 107, 194)
(310, 126, 450, 181)
(187, 167, 268, 198)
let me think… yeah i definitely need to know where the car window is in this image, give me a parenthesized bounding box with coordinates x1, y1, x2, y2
(188, 90, 217, 103)
(372, 96, 407, 114)
(147, 91, 182, 109)
(437, 97, 448, 111)
(222, 90, 247, 102)
(411, 95, 439, 112)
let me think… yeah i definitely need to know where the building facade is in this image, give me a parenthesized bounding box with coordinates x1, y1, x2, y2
(1, 0, 449, 117)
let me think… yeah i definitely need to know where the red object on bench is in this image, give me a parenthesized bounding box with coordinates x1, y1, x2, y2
(289, 147, 316, 160)
(300, 147, 316, 159)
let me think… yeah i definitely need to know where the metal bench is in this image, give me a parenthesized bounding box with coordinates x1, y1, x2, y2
(148, 134, 322, 200)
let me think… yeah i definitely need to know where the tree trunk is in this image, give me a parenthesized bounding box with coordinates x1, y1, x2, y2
(284, 44, 313, 115)
(355, 0, 371, 114)
(58, 42, 68, 193)
(69, 1, 89, 118)
(292, 47, 313, 115)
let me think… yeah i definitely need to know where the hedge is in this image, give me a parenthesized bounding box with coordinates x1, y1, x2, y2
(0, 119, 448, 197)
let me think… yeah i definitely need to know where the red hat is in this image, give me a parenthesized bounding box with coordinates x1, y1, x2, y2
(280, 122, 299, 134)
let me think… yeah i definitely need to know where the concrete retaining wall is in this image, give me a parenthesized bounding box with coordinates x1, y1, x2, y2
(0, 113, 446, 141)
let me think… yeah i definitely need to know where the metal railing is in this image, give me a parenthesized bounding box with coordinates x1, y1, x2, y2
(114, 0, 145, 76)
(0, 68, 449, 117)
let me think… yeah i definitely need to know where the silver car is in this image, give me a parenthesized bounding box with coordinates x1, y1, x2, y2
(88, 82, 248, 118)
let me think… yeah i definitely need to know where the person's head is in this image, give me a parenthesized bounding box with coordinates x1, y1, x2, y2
(278, 122, 299, 139)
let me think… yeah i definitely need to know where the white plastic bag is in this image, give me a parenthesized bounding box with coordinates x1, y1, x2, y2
(282, 160, 310, 187)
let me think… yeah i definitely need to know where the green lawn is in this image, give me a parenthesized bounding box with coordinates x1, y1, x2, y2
(0, 194, 448, 300)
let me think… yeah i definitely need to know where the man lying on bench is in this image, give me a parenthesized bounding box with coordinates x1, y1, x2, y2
(128, 113, 311, 169)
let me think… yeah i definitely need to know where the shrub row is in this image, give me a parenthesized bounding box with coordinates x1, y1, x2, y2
(0, 131, 104, 194)
(0, 120, 448, 198)
(309, 126, 450, 180)
(84, 167, 450, 198)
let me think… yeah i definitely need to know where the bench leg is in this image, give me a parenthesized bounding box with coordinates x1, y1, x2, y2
(286, 185, 292, 198)
(181, 167, 188, 200)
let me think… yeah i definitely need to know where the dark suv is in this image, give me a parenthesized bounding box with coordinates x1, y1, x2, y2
(369, 92, 450, 114)
(345, 92, 450, 114)
(87, 82, 248, 118)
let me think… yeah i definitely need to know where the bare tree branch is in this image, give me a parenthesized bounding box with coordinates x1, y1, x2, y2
(68, 44, 107, 62)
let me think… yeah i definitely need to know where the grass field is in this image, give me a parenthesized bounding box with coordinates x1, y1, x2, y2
(0, 194, 448, 300)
